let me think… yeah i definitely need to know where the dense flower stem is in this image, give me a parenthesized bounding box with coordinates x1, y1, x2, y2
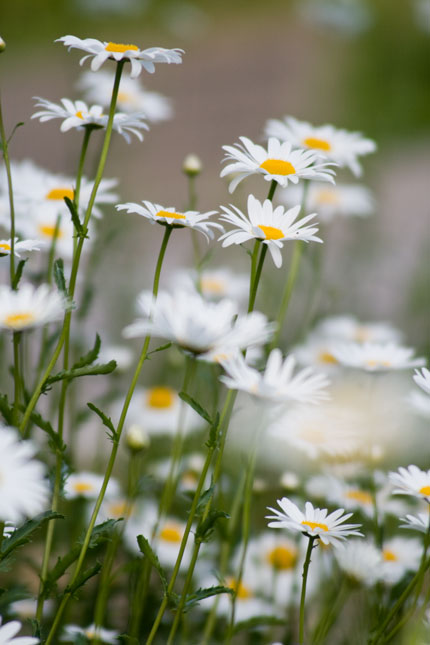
(299, 535, 316, 645)
(44, 220, 172, 645)
(248, 244, 268, 313)
(0, 93, 16, 285)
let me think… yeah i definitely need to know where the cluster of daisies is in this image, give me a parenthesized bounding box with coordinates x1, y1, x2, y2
(0, 32, 428, 645)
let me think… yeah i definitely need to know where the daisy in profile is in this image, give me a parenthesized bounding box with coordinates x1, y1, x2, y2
(61, 623, 118, 644)
(0, 238, 43, 257)
(78, 70, 173, 122)
(32, 97, 149, 143)
(379, 536, 422, 585)
(0, 426, 49, 524)
(312, 315, 402, 345)
(219, 194, 322, 268)
(64, 472, 120, 500)
(57, 35, 184, 77)
(264, 116, 376, 176)
(278, 181, 374, 222)
(389, 465, 430, 503)
(220, 349, 330, 404)
(116, 200, 222, 241)
(175, 267, 249, 305)
(220, 136, 336, 193)
(335, 540, 382, 585)
(400, 512, 430, 534)
(414, 367, 430, 395)
(266, 497, 363, 547)
(331, 341, 425, 372)
(123, 289, 274, 359)
(0, 284, 66, 332)
(0, 617, 39, 644)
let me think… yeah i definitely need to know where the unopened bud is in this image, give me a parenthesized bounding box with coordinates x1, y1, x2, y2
(280, 471, 299, 490)
(126, 424, 150, 453)
(0, 38, 6, 53)
(182, 153, 202, 176)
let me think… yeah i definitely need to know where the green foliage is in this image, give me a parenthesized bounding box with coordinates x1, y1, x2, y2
(0, 511, 63, 570)
(87, 401, 118, 443)
(175, 585, 233, 612)
(137, 534, 168, 593)
(179, 392, 212, 425)
(64, 196, 87, 239)
(11, 259, 27, 289)
(42, 360, 116, 392)
(53, 258, 68, 299)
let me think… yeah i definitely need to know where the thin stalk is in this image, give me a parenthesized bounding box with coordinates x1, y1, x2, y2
(0, 92, 16, 285)
(247, 240, 260, 310)
(248, 244, 267, 313)
(299, 536, 316, 645)
(187, 175, 200, 267)
(43, 221, 172, 645)
(12, 331, 21, 426)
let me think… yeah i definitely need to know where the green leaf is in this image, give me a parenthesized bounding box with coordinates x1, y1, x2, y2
(12, 259, 27, 289)
(66, 562, 102, 596)
(0, 393, 13, 425)
(6, 121, 24, 144)
(64, 196, 86, 239)
(137, 535, 168, 593)
(53, 258, 68, 298)
(43, 360, 117, 391)
(72, 334, 101, 370)
(0, 511, 63, 563)
(147, 342, 172, 357)
(181, 585, 233, 611)
(195, 484, 214, 514)
(86, 519, 121, 548)
(87, 402, 117, 443)
(0, 587, 33, 611)
(195, 509, 229, 543)
(233, 614, 284, 634)
(179, 392, 212, 425)
(206, 412, 220, 449)
(26, 409, 66, 454)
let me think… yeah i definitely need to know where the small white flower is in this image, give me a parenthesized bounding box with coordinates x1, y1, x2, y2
(61, 623, 119, 643)
(389, 465, 430, 502)
(312, 316, 402, 345)
(0, 427, 49, 524)
(174, 268, 249, 304)
(98, 344, 134, 372)
(57, 35, 184, 78)
(266, 497, 363, 547)
(220, 349, 330, 404)
(335, 540, 382, 585)
(220, 136, 336, 193)
(0, 284, 65, 332)
(379, 537, 423, 585)
(264, 116, 376, 176)
(116, 200, 222, 241)
(414, 367, 430, 395)
(64, 472, 120, 500)
(0, 238, 44, 257)
(32, 97, 149, 142)
(219, 194, 322, 268)
(331, 342, 425, 372)
(0, 617, 39, 644)
(278, 181, 374, 222)
(400, 512, 430, 534)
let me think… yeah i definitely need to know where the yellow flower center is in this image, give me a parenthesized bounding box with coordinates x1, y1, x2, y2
(181, 470, 198, 487)
(118, 91, 133, 104)
(156, 210, 186, 221)
(105, 42, 139, 53)
(366, 359, 391, 369)
(318, 351, 338, 364)
(267, 545, 297, 570)
(38, 224, 64, 240)
(345, 490, 373, 505)
(303, 137, 331, 151)
(75, 111, 84, 119)
(160, 523, 183, 543)
(354, 327, 371, 343)
(383, 549, 398, 562)
(107, 500, 134, 518)
(146, 386, 175, 409)
(5, 312, 35, 328)
(316, 188, 339, 205)
(227, 577, 252, 599)
(73, 482, 94, 493)
(301, 520, 329, 532)
(259, 159, 296, 176)
(0, 242, 11, 251)
(45, 187, 74, 201)
(258, 225, 284, 240)
(419, 485, 430, 496)
(200, 277, 225, 295)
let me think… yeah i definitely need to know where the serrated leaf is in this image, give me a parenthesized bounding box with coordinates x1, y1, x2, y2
(26, 409, 66, 454)
(87, 402, 117, 443)
(72, 334, 101, 370)
(178, 392, 212, 424)
(85, 519, 121, 548)
(66, 562, 102, 596)
(0, 511, 63, 562)
(195, 510, 229, 543)
(43, 360, 117, 391)
(233, 614, 284, 634)
(53, 258, 68, 298)
(206, 412, 220, 448)
(137, 535, 168, 593)
(12, 259, 27, 289)
(195, 484, 214, 514)
(64, 196, 86, 238)
(182, 585, 233, 611)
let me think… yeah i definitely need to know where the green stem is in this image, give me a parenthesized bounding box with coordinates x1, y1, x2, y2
(0, 93, 16, 285)
(299, 536, 316, 645)
(248, 244, 267, 313)
(267, 179, 278, 202)
(74, 127, 92, 210)
(12, 331, 21, 427)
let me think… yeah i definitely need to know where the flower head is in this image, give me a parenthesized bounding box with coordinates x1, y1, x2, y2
(220, 349, 330, 404)
(414, 367, 430, 395)
(64, 472, 120, 500)
(116, 200, 222, 241)
(266, 497, 363, 547)
(264, 116, 376, 176)
(220, 136, 336, 193)
(0, 284, 66, 332)
(57, 35, 184, 78)
(335, 540, 382, 585)
(389, 465, 430, 502)
(61, 624, 118, 644)
(0, 617, 39, 644)
(219, 194, 322, 268)
(400, 512, 430, 534)
(0, 238, 44, 257)
(331, 341, 425, 372)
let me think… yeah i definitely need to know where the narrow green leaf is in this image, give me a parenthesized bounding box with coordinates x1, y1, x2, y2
(0, 393, 13, 425)
(26, 410, 66, 454)
(182, 585, 233, 611)
(137, 535, 168, 593)
(87, 402, 117, 443)
(64, 196, 86, 238)
(72, 334, 101, 370)
(179, 392, 212, 424)
(11, 259, 27, 289)
(147, 342, 172, 357)
(233, 614, 284, 634)
(43, 360, 117, 391)
(66, 562, 102, 595)
(53, 258, 68, 298)
(0, 511, 63, 562)
(195, 510, 229, 542)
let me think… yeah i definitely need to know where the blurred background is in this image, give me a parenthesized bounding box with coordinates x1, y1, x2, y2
(1, 0, 429, 349)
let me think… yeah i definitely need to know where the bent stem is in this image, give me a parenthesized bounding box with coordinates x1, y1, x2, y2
(299, 535, 316, 645)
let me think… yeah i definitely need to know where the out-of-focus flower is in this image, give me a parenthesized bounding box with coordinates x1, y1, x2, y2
(219, 194, 322, 268)
(0, 284, 65, 331)
(266, 497, 362, 546)
(335, 540, 382, 585)
(0, 617, 39, 644)
(174, 268, 249, 305)
(61, 623, 118, 643)
(331, 342, 425, 372)
(64, 472, 120, 500)
(182, 153, 202, 175)
(389, 465, 430, 502)
(0, 238, 44, 257)
(278, 182, 373, 223)
(221, 136, 336, 193)
(220, 349, 330, 404)
(98, 344, 134, 371)
(57, 35, 184, 78)
(0, 427, 49, 524)
(414, 367, 430, 395)
(400, 512, 430, 534)
(117, 200, 222, 241)
(379, 537, 422, 585)
(264, 116, 376, 176)
(78, 70, 173, 122)
(312, 316, 402, 345)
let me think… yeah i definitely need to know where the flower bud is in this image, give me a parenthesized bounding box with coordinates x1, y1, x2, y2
(182, 153, 202, 176)
(0, 37, 5, 53)
(126, 424, 150, 453)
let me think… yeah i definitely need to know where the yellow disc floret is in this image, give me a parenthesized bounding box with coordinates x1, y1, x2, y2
(267, 545, 297, 570)
(45, 188, 74, 201)
(160, 523, 182, 543)
(301, 520, 329, 532)
(303, 137, 331, 151)
(259, 159, 296, 176)
(156, 210, 186, 221)
(105, 42, 139, 53)
(258, 225, 284, 240)
(146, 386, 175, 409)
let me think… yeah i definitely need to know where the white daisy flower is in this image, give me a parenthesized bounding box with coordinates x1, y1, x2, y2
(266, 497, 363, 547)
(379, 537, 423, 585)
(9, 598, 53, 620)
(219, 194, 322, 269)
(414, 367, 430, 395)
(331, 341, 425, 372)
(0, 238, 44, 257)
(78, 70, 173, 122)
(400, 512, 430, 534)
(57, 35, 184, 78)
(389, 465, 430, 503)
(123, 289, 274, 359)
(32, 97, 149, 142)
(221, 136, 336, 193)
(0, 617, 39, 644)
(335, 540, 382, 585)
(292, 335, 343, 372)
(174, 268, 249, 305)
(97, 344, 134, 372)
(0, 284, 65, 332)
(264, 116, 376, 176)
(0, 427, 49, 524)
(312, 316, 402, 345)
(61, 623, 118, 643)
(278, 181, 374, 222)
(64, 472, 120, 500)
(220, 349, 330, 404)
(116, 200, 222, 241)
